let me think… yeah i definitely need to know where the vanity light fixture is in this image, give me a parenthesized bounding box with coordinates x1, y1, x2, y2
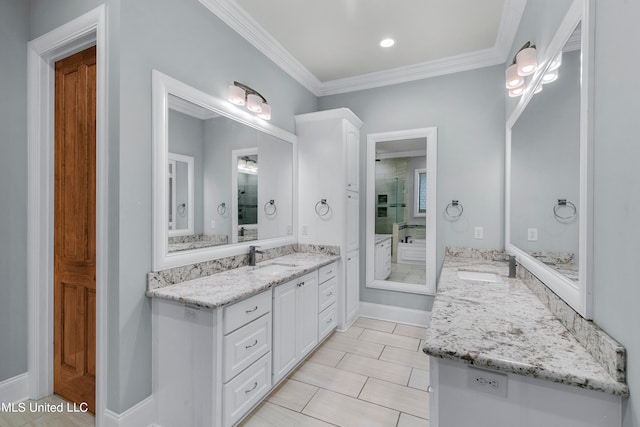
(505, 41, 538, 95)
(227, 81, 271, 120)
(542, 69, 559, 84)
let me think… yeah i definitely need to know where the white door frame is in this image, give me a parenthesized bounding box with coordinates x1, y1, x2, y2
(27, 6, 108, 425)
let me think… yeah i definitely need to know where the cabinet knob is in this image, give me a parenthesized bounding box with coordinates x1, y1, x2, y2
(427, 386, 433, 393)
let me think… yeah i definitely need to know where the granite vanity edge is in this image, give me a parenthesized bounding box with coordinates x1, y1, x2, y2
(422, 347, 629, 396)
(424, 249, 629, 397)
(147, 243, 340, 291)
(519, 267, 626, 383)
(146, 255, 340, 309)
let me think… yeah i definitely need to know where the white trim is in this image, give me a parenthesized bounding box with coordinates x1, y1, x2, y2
(198, 0, 526, 96)
(377, 150, 427, 161)
(152, 70, 298, 271)
(505, 0, 594, 318)
(103, 396, 156, 427)
(414, 168, 427, 218)
(359, 303, 431, 328)
(168, 96, 219, 120)
(0, 373, 29, 404)
(366, 128, 438, 295)
(27, 5, 108, 425)
(167, 153, 195, 237)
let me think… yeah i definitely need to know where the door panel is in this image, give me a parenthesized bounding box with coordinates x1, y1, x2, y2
(54, 45, 96, 413)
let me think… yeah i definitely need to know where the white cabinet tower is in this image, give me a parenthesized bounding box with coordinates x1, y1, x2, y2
(296, 108, 363, 329)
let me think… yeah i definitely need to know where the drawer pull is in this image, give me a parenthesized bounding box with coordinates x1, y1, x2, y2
(298, 281, 305, 287)
(245, 381, 258, 394)
(327, 270, 332, 274)
(245, 306, 258, 314)
(245, 339, 258, 349)
(326, 318, 333, 324)
(326, 291, 333, 296)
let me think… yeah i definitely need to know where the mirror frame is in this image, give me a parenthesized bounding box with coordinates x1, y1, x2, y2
(167, 152, 195, 237)
(505, 0, 594, 318)
(365, 127, 438, 295)
(152, 70, 298, 271)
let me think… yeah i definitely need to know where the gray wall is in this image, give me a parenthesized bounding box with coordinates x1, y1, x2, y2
(319, 65, 505, 311)
(593, 1, 640, 426)
(0, 0, 29, 383)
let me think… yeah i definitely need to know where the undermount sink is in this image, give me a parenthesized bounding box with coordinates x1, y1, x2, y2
(256, 263, 297, 275)
(457, 271, 503, 283)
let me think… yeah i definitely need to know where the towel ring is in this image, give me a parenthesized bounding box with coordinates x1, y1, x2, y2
(177, 203, 186, 216)
(264, 200, 277, 216)
(315, 199, 330, 217)
(445, 200, 463, 219)
(553, 199, 577, 220)
(217, 202, 227, 215)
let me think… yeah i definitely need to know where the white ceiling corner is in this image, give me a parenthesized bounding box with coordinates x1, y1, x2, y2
(199, 0, 527, 97)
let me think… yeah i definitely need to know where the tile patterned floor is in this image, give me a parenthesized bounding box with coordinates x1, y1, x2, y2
(1, 318, 429, 427)
(388, 264, 427, 285)
(241, 318, 430, 427)
(0, 395, 94, 427)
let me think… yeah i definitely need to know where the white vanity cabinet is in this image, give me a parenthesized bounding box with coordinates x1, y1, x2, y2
(272, 271, 319, 384)
(318, 262, 338, 340)
(296, 108, 363, 329)
(374, 238, 392, 280)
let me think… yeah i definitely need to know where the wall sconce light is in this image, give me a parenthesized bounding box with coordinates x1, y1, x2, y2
(227, 81, 271, 120)
(505, 41, 538, 96)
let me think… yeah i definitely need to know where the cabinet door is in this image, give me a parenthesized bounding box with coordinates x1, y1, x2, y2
(345, 251, 360, 325)
(345, 127, 359, 192)
(346, 192, 359, 252)
(272, 280, 297, 384)
(296, 272, 319, 357)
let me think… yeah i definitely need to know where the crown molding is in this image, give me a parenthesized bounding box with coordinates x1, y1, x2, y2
(199, 0, 322, 95)
(200, 0, 526, 97)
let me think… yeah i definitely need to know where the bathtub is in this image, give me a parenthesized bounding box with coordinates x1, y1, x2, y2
(397, 238, 426, 265)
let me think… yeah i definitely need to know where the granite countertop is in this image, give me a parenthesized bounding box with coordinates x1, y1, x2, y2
(146, 252, 339, 309)
(423, 255, 629, 397)
(374, 234, 392, 245)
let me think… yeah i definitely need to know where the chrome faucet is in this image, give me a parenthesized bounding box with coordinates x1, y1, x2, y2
(508, 255, 517, 278)
(248, 245, 263, 266)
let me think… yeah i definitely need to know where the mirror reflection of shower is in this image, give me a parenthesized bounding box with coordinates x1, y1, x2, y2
(374, 138, 427, 286)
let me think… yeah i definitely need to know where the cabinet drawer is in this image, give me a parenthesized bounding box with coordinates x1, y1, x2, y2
(224, 290, 271, 335)
(223, 313, 272, 383)
(318, 262, 337, 284)
(318, 277, 337, 313)
(318, 302, 337, 341)
(223, 352, 271, 427)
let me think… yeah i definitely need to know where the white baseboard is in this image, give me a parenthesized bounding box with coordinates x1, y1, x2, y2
(103, 396, 155, 427)
(0, 373, 29, 404)
(359, 302, 431, 327)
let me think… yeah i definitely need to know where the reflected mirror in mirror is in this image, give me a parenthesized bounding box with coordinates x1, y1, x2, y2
(374, 138, 428, 286)
(510, 24, 582, 282)
(166, 94, 293, 253)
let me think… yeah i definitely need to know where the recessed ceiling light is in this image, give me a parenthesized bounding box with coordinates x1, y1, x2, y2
(379, 38, 395, 48)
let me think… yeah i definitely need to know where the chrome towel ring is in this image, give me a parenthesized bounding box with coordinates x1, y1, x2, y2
(445, 200, 463, 220)
(177, 203, 186, 216)
(264, 200, 277, 216)
(315, 199, 330, 217)
(217, 202, 227, 215)
(553, 199, 577, 220)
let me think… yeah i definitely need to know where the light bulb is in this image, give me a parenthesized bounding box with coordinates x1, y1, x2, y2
(246, 94, 262, 112)
(516, 47, 537, 76)
(509, 85, 526, 97)
(505, 64, 524, 89)
(228, 85, 245, 106)
(379, 38, 395, 48)
(542, 70, 558, 84)
(258, 103, 271, 120)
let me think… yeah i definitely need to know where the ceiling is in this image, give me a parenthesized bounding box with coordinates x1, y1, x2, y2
(199, 0, 527, 96)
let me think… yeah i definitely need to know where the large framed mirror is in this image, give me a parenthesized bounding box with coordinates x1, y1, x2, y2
(152, 70, 297, 271)
(365, 128, 438, 295)
(506, 0, 594, 318)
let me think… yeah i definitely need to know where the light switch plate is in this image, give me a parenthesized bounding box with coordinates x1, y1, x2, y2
(527, 228, 538, 241)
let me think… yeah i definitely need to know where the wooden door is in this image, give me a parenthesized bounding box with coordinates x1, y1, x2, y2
(54, 46, 96, 413)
